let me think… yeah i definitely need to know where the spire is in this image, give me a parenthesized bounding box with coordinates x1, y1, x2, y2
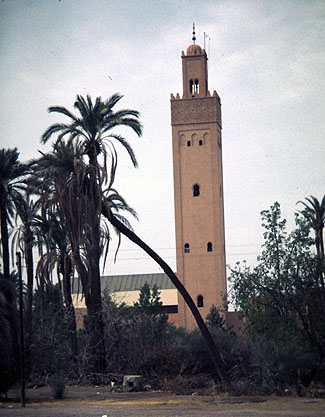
(192, 22, 196, 45)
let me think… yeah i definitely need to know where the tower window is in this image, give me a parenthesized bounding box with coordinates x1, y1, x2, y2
(193, 184, 200, 197)
(199, 140, 203, 146)
(197, 295, 204, 308)
(189, 79, 194, 95)
(207, 242, 213, 252)
(194, 79, 199, 94)
(187, 140, 191, 147)
(184, 243, 190, 253)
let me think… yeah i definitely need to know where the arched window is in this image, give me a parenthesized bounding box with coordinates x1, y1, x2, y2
(187, 140, 191, 147)
(197, 295, 204, 308)
(194, 79, 199, 94)
(184, 243, 190, 253)
(193, 184, 200, 197)
(189, 79, 194, 95)
(207, 242, 213, 252)
(199, 139, 203, 146)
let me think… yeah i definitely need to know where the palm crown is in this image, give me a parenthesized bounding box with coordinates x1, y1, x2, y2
(41, 94, 142, 167)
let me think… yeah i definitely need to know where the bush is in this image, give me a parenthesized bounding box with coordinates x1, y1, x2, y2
(49, 375, 66, 399)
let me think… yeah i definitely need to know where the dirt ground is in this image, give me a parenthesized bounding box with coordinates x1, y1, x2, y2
(1, 385, 325, 417)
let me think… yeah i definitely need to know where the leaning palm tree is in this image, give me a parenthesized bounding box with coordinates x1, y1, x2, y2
(0, 148, 29, 280)
(39, 95, 228, 383)
(101, 200, 228, 386)
(38, 93, 142, 374)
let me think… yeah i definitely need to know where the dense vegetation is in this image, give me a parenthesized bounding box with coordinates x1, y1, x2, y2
(0, 93, 324, 396)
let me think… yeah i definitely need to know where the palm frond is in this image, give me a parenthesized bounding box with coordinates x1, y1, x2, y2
(41, 123, 73, 143)
(106, 134, 138, 167)
(48, 105, 79, 122)
(104, 93, 123, 110)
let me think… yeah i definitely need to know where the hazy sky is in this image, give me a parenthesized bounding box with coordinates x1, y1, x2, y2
(1, 0, 324, 279)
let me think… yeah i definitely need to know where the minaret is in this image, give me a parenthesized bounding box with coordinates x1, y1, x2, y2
(170, 26, 227, 329)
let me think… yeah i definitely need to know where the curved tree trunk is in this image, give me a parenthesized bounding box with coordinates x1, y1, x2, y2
(102, 203, 229, 387)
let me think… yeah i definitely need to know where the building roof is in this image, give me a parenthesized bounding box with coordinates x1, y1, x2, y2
(72, 272, 176, 294)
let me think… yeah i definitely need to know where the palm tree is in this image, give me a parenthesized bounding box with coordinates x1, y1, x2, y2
(299, 195, 325, 258)
(41, 94, 141, 168)
(12, 194, 40, 364)
(0, 272, 19, 393)
(39, 94, 142, 373)
(298, 195, 325, 288)
(34, 213, 78, 360)
(0, 148, 28, 280)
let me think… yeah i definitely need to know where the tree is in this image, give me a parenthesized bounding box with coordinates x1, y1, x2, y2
(33, 212, 78, 360)
(31, 284, 72, 379)
(0, 272, 19, 394)
(39, 94, 142, 373)
(0, 148, 28, 279)
(134, 283, 164, 314)
(298, 195, 325, 286)
(12, 194, 40, 357)
(229, 202, 325, 389)
(206, 305, 225, 330)
(298, 195, 325, 258)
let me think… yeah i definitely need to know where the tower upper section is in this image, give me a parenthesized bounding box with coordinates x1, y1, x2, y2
(170, 28, 221, 128)
(182, 43, 208, 99)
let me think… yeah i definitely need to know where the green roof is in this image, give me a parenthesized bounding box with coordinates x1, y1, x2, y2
(72, 273, 176, 294)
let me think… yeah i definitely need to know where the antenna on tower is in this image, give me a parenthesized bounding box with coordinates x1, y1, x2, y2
(204, 32, 211, 57)
(192, 22, 196, 44)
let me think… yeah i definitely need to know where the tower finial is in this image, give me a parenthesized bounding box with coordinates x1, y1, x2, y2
(192, 22, 196, 44)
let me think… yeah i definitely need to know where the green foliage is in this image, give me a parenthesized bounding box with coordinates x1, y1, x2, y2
(134, 283, 164, 315)
(31, 284, 73, 380)
(49, 374, 66, 399)
(99, 287, 170, 376)
(206, 304, 225, 330)
(0, 273, 19, 394)
(229, 202, 325, 389)
(0, 148, 29, 279)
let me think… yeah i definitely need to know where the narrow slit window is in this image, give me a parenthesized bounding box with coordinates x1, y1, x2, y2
(193, 184, 200, 197)
(187, 140, 191, 147)
(197, 295, 204, 308)
(184, 243, 190, 253)
(199, 140, 203, 146)
(207, 242, 213, 252)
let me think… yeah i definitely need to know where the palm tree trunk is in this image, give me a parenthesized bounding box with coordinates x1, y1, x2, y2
(102, 203, 229, 387)
(86, 154, 106, 374)
(24, 230, 34, 371)
(62, 256, 78, 361)
(0, 204, 10, 279)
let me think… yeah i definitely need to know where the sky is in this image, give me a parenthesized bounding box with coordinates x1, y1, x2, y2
(1, 0, 324, 283)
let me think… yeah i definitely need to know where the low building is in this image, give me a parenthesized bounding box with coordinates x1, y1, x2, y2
(72, 273, 178, 329)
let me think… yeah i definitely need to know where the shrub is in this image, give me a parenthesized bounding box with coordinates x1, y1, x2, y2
(49, 375, 66, 399)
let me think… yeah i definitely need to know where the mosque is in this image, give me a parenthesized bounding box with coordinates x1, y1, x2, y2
(73, 28, 236, 331)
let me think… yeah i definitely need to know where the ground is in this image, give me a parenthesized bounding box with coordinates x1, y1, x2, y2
(1, 385, 325, 416)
